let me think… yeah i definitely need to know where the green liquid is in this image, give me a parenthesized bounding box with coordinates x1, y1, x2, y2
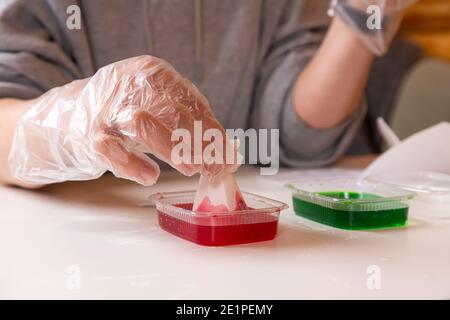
(292, 191, 408, 230)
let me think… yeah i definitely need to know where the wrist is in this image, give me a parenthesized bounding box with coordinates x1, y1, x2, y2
(0, 98, 41, 188)
(327, 17, 374, 59)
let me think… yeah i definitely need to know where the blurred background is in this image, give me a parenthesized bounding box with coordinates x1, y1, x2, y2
(349, 0, 450, 155)
(402, 0, 450, 61)
(392, 0, 450, 140)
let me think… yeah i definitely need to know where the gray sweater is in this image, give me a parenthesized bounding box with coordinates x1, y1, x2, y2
(0, 0, 366, 167)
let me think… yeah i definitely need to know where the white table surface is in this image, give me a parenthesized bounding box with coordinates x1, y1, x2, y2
(1, 165, 450, 299)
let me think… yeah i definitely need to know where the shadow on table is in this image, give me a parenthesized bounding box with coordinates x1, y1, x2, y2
(28, 170, 189, 210)
(11, 172, 198, 244)
(225, 215, 432, 251)
(22, 174, 140, 208)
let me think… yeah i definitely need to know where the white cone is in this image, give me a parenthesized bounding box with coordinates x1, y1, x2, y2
(193, 172, 247, 213)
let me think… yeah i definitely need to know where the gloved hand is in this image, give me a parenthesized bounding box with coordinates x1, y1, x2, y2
(9, 55, 237, 186)
(328, 0, 416, 56)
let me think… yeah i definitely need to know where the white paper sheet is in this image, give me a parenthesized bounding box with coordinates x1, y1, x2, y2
(363, 122, 450, 177)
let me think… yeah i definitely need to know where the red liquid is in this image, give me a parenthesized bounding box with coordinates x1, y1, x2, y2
(157, 203, 279, 246)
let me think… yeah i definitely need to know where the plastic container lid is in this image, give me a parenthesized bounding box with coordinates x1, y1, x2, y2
(149, 191, 288, 246)
(366, 171, 450, 219)
(287, 179, 414, 230)
(366, 171, 450, 200)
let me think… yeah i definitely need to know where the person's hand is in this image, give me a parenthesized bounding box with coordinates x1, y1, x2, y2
(328, 0, 416, 56)
(8, 55, 237, 186)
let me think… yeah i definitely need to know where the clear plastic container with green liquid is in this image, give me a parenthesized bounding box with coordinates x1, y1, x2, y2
(287, 179, 414, 230)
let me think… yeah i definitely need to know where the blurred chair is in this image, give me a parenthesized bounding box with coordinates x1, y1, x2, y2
(347, 0, 450, 154)
(391, 0, 450, 139)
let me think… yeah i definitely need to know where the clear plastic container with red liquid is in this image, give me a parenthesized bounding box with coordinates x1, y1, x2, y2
(149, 191, 288, 246)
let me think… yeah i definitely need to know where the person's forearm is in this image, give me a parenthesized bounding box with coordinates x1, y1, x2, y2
(0, 98, 38, 188)
(293, 17, 375, 129)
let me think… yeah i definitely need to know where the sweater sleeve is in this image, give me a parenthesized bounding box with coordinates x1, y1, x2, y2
(250, 0, 367, 168)
(0, 0, 81, 100)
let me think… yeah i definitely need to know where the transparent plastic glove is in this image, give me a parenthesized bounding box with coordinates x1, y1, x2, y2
(9, 55, 237, 186)
(328, 0, 416, 56)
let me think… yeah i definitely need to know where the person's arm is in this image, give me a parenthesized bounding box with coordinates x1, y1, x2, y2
(0, 1, 82, 187)
(0, 98, 37, 188)
(5, 56, 236, 189)
(293, 17, 374, 129)
(251, 0, 368, 167)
